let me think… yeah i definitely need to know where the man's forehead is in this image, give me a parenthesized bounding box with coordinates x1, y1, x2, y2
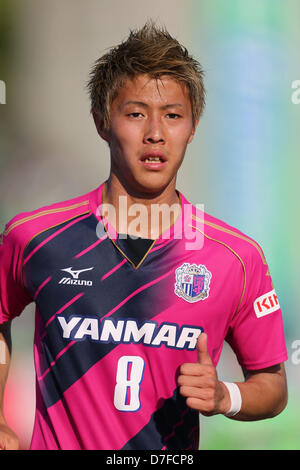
(114, 74, 190, 106)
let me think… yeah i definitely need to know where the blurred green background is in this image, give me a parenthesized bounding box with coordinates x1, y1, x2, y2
(0, 0, 299, 450)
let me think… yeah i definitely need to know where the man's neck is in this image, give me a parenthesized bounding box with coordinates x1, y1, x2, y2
(102, 176, 181, 239)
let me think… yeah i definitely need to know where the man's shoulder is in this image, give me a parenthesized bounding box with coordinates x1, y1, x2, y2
(1, 187, 98, 249)
(191, 203, 267, 267)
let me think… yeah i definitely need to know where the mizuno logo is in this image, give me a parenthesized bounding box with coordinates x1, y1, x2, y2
(59, 266, 94, 286)
(60, 267, 94, 279)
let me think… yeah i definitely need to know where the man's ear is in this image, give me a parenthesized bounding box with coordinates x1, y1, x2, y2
(92, 110, 110, 143)
(187, 119, 199, 144)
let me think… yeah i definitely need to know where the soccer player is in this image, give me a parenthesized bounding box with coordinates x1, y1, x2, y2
(0, 22, 288, 450)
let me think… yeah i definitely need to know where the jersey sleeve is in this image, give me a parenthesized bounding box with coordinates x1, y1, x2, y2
(225, 244, 288, 370)
(0, 222, 32, 324)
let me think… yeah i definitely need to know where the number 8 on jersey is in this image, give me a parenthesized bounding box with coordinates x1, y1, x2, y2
(114, 356, 145, 412)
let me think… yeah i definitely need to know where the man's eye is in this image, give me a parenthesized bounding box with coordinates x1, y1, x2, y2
(167, 113, 180, 119)
(128, 112, 143, 118)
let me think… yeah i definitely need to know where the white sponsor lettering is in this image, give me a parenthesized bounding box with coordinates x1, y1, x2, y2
(101, 319, 125, 342)
(74, 318, 99, 340)
(123, 320, 156, 344)
(59, 277, 93, 286)
(175, 327, 201, 349)
(151, 324, 177, 347)
(57, 316, 82, 338)
(56, 316, 202, 351)
(253, 289, 280, 318)
(58, 266, 94, 286)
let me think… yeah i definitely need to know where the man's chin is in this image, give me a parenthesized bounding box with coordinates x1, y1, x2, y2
(130, 179, 174, 199)
(114, 170, 176, 199)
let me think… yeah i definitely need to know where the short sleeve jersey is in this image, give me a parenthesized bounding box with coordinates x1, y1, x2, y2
(0, 183, 288, 450)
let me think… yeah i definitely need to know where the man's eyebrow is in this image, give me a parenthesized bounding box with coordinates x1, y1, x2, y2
(123, 100, 148, 108)
(122, 101, 184, 109)
(162, 103, 184, 109)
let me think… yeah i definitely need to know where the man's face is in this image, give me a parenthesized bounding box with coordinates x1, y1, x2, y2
(96, 74, 197, 196)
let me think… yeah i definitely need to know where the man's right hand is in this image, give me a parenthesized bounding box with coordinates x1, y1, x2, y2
(0, 422, 19, 450)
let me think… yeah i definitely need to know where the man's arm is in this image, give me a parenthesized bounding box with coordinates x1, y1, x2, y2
(0, 321, 19, 450)
(231, 363, 287, 421)
(178, 333, 288, 421)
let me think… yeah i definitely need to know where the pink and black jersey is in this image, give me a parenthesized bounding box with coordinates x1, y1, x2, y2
(0, 183, 288, 450)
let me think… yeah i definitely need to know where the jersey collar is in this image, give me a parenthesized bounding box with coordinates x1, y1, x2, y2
(89, 182, 203, 248)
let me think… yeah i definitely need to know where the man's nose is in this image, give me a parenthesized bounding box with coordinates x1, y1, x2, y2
(143, 116, 165, 144)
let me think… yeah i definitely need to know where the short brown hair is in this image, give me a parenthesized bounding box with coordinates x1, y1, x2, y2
(87, 20, 206, 129)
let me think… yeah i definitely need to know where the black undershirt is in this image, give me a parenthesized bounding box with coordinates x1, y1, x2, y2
(117, 234, 155, 267)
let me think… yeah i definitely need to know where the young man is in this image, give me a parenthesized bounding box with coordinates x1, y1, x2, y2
(0, 22, 288, 450)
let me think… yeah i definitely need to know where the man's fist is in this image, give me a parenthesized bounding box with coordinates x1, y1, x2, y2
(178, 333, 231, 416)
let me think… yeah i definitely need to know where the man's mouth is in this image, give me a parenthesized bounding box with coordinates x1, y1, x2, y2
(143, 156, 164, 163)
(140, 153, 167, 166)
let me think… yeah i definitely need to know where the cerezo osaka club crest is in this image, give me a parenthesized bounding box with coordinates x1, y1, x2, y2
(174, 263, 212, 303)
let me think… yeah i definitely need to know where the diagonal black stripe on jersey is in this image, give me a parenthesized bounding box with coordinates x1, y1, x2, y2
(28, 221, 177, 358)
(24, 211, 181, 409)
(122, 387, 199, 450)
(24, 213, 130, 324)
(23, 213, 97, 297)
(31, 238, 176, 370)
(38, 271, 173, 408)
(24, 213, 173, 325)
(22, 211, 92, 262)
